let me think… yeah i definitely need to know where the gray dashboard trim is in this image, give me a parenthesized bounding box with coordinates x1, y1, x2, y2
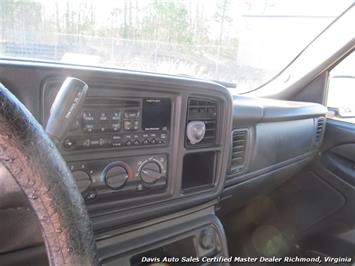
(233, 95, 327, 126)
(226, 151, 316, 187)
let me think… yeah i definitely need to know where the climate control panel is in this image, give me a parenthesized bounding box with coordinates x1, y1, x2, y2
(68, 154, 168, 201)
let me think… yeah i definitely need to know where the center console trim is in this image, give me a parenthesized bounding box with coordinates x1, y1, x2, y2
(97, 206, 229, 266)
(40, 68, 233, 231)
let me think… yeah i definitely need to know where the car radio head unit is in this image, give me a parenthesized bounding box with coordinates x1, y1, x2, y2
(59, 97, 172, 151)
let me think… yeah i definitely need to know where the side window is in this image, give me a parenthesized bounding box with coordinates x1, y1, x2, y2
(326, 51, 355, 123)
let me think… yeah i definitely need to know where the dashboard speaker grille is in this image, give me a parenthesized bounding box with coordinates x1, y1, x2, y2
(230, 129, 248, 173)
(186, 97, 217, 147)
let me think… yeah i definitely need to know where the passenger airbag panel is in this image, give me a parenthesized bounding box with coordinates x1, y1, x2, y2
(251, 119, 314, 171)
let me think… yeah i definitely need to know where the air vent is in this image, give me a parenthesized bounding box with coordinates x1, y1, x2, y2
(230, 129, 248, 173)
(186, 98, 218, 147)
(315, 117, 325, 144)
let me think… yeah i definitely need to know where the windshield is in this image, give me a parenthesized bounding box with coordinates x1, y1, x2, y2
(0, 0, 353, 92)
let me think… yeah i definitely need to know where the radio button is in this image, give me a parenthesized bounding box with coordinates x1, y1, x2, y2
(90, 139, 100, 147)
(112, 135, 122, 141)
(112, 141, 122, 147)
(110, 111, 121, 120)
(83, 123, 95, 132)
(123, 120, 133, 130)
(82, 111, 95, 121)
(136, 183, 144, 192)
(98, 111, 108, 121)
(124, 134, 132, 139)
(112, 122, 121, 131)
(99, 138, 111, 147)
(125, 140, 133, 146)
(133, 120, 139, 130)
(63, 138, 75, 149)
(160, 133, 168, 139)
(86, 191, 96, 200)
(98, 123, 110, 132)
(82, 138, 91, 148)
(124, 110, 139, 119)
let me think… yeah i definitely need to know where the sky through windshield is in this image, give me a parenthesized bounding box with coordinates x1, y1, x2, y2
(0, 0, 353, 92)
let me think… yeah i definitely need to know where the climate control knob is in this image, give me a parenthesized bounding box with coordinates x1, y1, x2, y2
(140, 161, 162, 184)
(102, 161, 131, 190)
(72, 170, 91, 193)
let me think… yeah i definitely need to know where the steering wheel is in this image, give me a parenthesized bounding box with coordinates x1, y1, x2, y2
(0, 83, 97, 265)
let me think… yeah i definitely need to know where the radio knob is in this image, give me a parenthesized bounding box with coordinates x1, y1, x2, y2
(103, 161, 131, 190)
(63, 137, 75, 149)
(140, 161, 162, 184)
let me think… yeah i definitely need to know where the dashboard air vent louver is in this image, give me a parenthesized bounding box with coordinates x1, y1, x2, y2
(186, 98, 217, 147)
(315, 117, 325, 144)
(230, 129, 248, 174)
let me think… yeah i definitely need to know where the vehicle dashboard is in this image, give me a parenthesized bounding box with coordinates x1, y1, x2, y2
(0, 61, 327, 265)
(22, 64, 233, 232)
(0, 61, 328, 227)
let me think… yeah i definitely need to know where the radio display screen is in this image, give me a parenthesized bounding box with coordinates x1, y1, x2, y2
(142, 98, 171, 131)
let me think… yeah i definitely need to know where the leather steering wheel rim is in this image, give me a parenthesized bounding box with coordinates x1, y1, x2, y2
(0, 83, 97, 265)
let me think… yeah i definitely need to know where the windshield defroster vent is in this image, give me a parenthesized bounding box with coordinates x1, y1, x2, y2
(186, 97, 218, 148)
(230, 129, 248, 174)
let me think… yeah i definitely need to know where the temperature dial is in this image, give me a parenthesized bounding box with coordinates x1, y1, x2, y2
(140, 161, 162, 184)
(72, 170, 91, 193)
(102, 161, 132, 190)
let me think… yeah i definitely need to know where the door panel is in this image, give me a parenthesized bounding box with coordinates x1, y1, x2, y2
(319, 119, 355, 189)
(310, 119, 355, 231)
(297, 119, 355, 258)
(322, 150, 355, 186)
(322, 119, 355, 151)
